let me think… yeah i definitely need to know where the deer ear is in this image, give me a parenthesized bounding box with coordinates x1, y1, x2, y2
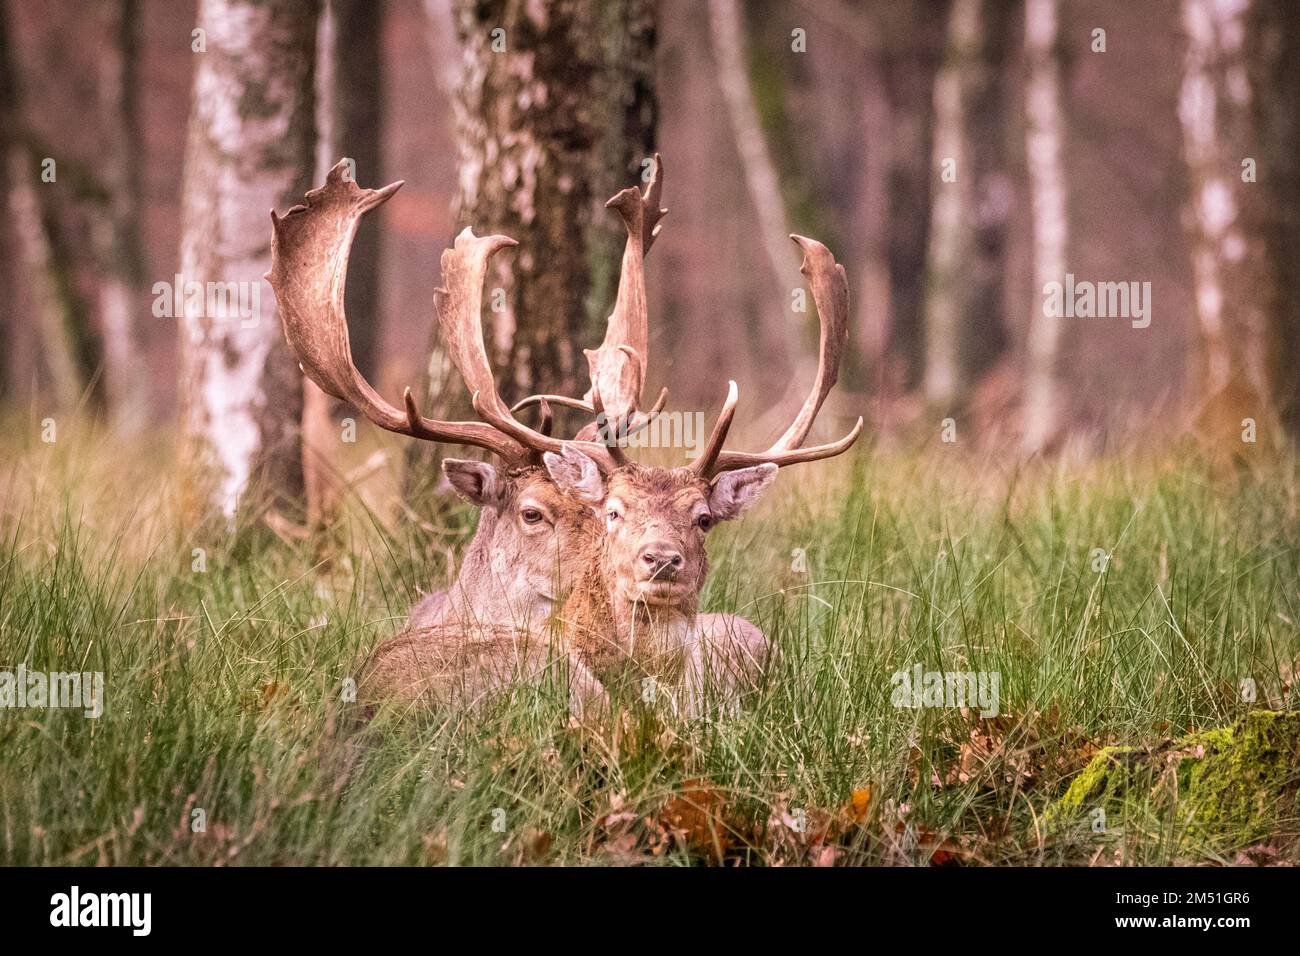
(442, 459, 502, 506)
(708, 463, 778, 521)
(543, 445, 605, 505)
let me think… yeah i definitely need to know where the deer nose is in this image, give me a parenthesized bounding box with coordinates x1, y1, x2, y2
(639, 542, 684, 580)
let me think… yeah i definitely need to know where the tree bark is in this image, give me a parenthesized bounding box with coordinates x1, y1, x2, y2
(1021, 0, 1067, 454)
(443, 0, 656, 402)
(1179, 0, 1263, 405)
(408, 0, 655, 487)
(958, 0, 1013, 388)
(298, 0, 386, 527)
(921, 0, 975, 410)
(1177, 0, 1300, 441)
(178, 0, 318, 522)
(879, 0, 951, 396)
(322, 0, 384, 379)
(1249, 0, 1300, 436)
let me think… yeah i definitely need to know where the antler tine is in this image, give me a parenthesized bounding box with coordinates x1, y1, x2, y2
(690, 380, 738, 475)
(639, 151, 668, 252)
(536, 398, 554, 438)
(696, 235, 864, 477)
(431, 228, 519, 420)
(510, 394, 594, 414)
(267, 160, 527, 464)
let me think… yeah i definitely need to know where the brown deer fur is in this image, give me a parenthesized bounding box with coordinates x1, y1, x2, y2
(544, 450, 778, 714)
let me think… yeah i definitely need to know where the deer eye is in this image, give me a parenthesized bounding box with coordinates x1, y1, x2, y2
(521, 508, 545, 525)
(696, 512, 714, 531)
(605, 508, 622, 526)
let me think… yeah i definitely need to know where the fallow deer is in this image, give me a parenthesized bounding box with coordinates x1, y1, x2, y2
(267, 157, 667, 714)
(538, 234, 861, 714)
(268, 157, 860, 718)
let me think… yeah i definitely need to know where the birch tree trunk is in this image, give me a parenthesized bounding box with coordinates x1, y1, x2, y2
(1021, 0, 1068, 454)
(921, 0, 977, 410)
(178, 0, 317, 522)
(1178, 0, 1300, 440)
(1178, 0, 1288, 442)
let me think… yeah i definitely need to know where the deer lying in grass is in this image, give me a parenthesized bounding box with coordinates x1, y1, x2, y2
(268, 157, 860, 717)
(268, 159, 667, 714)
(536, 233, 859, 714)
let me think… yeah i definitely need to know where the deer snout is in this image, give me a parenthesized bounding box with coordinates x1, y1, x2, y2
(638, 541, 684, 581)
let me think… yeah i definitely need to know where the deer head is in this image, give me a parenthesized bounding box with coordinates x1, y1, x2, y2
(542, 448, 775, 613)
(432, 459, 599, 625)
(540, 232, 862, 678)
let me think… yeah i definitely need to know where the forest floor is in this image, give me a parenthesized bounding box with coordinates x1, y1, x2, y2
(1, 419, 1298, 866)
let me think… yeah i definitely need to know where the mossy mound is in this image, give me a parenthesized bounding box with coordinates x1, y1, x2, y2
(1048, 710, 1300, 844)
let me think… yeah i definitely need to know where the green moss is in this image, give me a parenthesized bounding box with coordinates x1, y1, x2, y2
(1049, 745, 1139, 820)
(1047, 711, 1300, 845)
(1181, 711, 1300, 841)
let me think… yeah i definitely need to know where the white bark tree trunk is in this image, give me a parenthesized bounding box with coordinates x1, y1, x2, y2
(922, 0, 978, 409)
(178, 0, 317, 521)
(1021, 0, 1068, 454)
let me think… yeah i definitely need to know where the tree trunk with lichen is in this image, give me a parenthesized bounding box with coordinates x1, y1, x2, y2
(178, 0, 317, 524)
(409, 0, 655, 487)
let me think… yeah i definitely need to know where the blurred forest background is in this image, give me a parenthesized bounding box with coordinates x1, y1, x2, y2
(1, 0, 1297, 521)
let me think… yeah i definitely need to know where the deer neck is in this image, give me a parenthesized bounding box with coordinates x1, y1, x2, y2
(561, 540, 697, 677)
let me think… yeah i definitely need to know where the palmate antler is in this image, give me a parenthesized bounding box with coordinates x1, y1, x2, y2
(512, 154, 670, 443)
(267, 160, 628, 473)
(689, 235, 864, 478)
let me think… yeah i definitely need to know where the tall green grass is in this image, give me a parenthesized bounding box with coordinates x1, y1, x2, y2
(1, 418, 1296, 865)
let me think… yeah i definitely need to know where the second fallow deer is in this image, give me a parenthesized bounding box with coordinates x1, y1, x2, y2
(539, 234, 861, 714)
